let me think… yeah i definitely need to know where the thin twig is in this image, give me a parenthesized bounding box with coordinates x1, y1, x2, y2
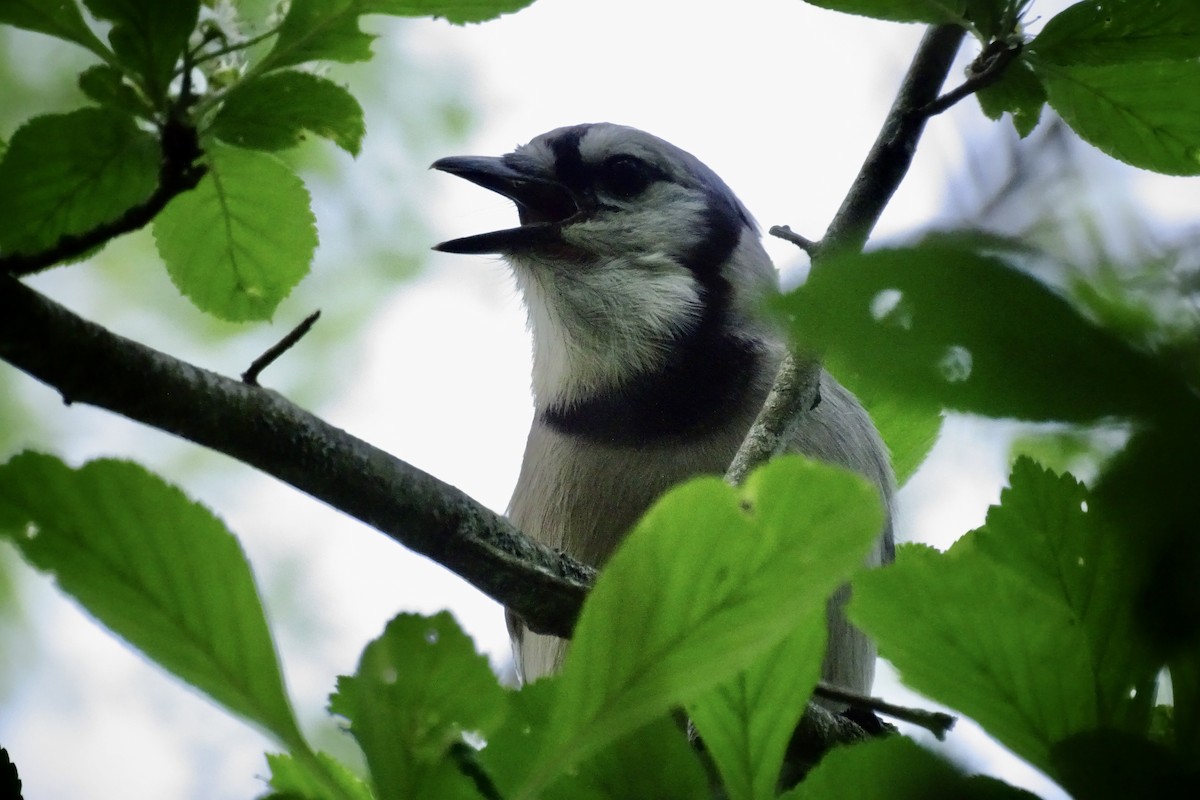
(242, 311, 322, 386)
(920, 40, 1024, 118)
(769, 225, 818, 254)
(814, 682, 957, 740)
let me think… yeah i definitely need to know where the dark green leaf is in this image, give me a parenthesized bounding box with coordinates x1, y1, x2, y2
(1171, 650, 1200, 762)
(969, 459, 1158, 730)
(801, 1, 967, 25)
(1051, 730, 1197, 800)
(330, 611, 507, 800)
(852, 541, 1098, 773)
(782, 736, 1040, 799)
(519, 457, 884, 795)
(976, 57, 1046, 138)
(362, 0, 537, 24)
(1031, 0, 1200, 65)
(82, 0, 200, 103)
(1035, 60, 1200, 176)
(687, 619, 827, 800)
(153, 142, 317, 321)
(263, 751, 375, 800)
(777, 243, 1186, 422)
(0, 0, 110, 59)
(0, 453, 302, 746)
(545, 716, 710, 800)
(212, 71, 365, 155)
(78, 64, 154, 118)
(0, 108, 158, 258)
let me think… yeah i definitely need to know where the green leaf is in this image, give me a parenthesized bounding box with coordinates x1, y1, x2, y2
(781, 736, 1041, 799)
(361, 0, 537, 24)
(263, 751, 375, 800)
(688, 619, 827, 800)
(1171, 649, 1200, 762)
(153, 142, 317, 321)
(82, 0, 200, 103)
(0, 0, 111, 59)
(483, 685, 709, 800)
(776, 243, 1186, 423)
(78, 64, 154, 118)
(1030, 0, 1200, 65)
(854, 387, 941, 487)
(330, 612, 507, 800)
(518, 456, 884, 797)
(802, 1, 967, 25)
(976, 57, 1046, 138)
(0, 453, 303, 746)
(1034, 60, 1200, 176)
(969, 459, 1158, 729)
(851, 543, 1097, 773)
(212, 71, 365, 155)
(550, 716, 710, 800)
(263, 0, 376, 71)
(0, 108, 158, 258)
(851, 459, 1163, 774)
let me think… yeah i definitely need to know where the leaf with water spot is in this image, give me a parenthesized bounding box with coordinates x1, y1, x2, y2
(776, 242, 1184, 423)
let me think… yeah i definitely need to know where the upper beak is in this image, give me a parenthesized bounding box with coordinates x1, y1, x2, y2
(431, 156, 578, 254)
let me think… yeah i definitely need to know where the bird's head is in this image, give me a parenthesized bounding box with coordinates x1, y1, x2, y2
(434, 123, 779, 422)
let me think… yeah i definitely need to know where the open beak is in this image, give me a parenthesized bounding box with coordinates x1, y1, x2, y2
(431, 156, 578, 254)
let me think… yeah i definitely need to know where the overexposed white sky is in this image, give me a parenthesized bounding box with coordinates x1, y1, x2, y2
(5, 1, 1199, 798)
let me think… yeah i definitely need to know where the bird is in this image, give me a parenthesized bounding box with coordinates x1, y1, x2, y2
(433, 123, 895, 696)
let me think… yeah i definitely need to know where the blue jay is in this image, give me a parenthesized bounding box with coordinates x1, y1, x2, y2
(434, 123, 895, 695)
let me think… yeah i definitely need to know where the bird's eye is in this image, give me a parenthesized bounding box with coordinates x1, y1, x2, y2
(597, 155, 655, 199)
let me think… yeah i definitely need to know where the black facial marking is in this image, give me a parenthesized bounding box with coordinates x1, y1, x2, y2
(535, 123, 768, 443)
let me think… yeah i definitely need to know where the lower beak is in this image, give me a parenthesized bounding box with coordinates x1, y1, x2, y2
(431, 156, 577, 254)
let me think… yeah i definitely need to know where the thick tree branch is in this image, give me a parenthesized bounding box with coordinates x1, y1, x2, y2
(0, 274, 593, 638)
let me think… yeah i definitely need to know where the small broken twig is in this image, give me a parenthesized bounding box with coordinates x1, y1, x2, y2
(814, 681, 958, 740)
(242, 310, 322, 386)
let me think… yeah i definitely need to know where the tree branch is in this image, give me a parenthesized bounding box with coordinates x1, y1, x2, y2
(0, 117, 206, 278)
(727, 24, 966, 479)
(0, 274, 593, 639)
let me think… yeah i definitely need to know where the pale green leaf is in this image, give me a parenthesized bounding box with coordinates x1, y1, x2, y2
(330, 612, 506, 800)
(0, 453, 302, 746)
(688, 620, 827, 800)
(0, 108, 158, 258)
(263, 751, 375, 800)
(212, 71, 365, 155)
(153, 142, 317, 321)
(518, 457, 884, 797)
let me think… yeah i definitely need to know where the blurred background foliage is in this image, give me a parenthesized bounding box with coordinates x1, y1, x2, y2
(0, 4, 476, 739)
